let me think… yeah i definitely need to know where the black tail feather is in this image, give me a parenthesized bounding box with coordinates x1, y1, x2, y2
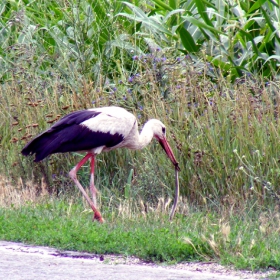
(21, 130, 60, 162)
(21, 109, 102, 162)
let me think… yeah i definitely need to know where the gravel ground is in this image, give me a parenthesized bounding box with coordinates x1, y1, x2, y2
(0, 241, 274, 280)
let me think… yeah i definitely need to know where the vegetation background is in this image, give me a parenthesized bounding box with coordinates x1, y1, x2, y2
(1, 0, 280, 274)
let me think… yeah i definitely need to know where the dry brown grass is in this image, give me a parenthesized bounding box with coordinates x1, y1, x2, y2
(114, 196, 189, 220)
(0, 175, 48, 207)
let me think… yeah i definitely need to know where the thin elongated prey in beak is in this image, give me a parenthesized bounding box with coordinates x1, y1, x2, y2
(158, 137, 180, 171)
(170, 168, 179, 221)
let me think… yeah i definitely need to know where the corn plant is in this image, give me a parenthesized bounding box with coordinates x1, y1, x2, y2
(118, 0, 280, 80)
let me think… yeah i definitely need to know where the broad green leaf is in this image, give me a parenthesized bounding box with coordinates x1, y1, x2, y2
(150, 0, 173, 11)
(0, 2, 6, 17)
(260, 6, 276, 32)
(163, 9, 185, 23)
(264, 54, 280, 64)
(122, 2, 149, 18)
(177, 25, 198, 52)
(207, 55, 231, 71)
(117, 12, 173, 36)
(169, 0, 178, 10)
(182, 16, 223, 35)
(260, 6, 280, 44)
(248, 0, 268, 14)
(193, 0, 214, 28)
(207, 55, 242, 79)
(237, 29, 261, 56)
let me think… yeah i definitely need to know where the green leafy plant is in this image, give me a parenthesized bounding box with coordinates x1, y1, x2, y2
(118, 0, 280, 80)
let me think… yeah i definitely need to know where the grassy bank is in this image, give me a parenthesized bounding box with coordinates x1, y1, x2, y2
(1, 196, 280, 271)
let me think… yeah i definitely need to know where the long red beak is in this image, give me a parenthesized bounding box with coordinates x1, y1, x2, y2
(158, 137, 180, 171)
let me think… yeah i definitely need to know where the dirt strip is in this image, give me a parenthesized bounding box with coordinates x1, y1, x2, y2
(0, 241, 273, 280)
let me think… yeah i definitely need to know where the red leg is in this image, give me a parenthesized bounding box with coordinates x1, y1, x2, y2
(90, 155, 98, 207)
(69, 153, 103, 223)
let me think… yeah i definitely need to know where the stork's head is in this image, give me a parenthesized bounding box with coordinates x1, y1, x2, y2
(149, 119, 180, 171)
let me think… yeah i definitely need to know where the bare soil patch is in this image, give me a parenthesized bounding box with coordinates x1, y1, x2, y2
(0, 241, 275, 279)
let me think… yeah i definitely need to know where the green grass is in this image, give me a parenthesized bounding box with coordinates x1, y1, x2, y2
(0, 199, 210, 262)
(1, 198, 280, 270)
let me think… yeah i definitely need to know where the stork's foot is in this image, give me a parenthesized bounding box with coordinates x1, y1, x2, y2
(93, 211, 104, 223)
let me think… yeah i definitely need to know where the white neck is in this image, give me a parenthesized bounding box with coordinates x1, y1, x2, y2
(126, 120, 155, 150)
(136, 121, 155, 149)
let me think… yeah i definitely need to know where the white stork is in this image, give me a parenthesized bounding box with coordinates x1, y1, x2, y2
(21, 106, 180, 222)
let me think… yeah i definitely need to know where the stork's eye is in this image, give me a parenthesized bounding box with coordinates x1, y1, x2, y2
(162, 127, 166, 134)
